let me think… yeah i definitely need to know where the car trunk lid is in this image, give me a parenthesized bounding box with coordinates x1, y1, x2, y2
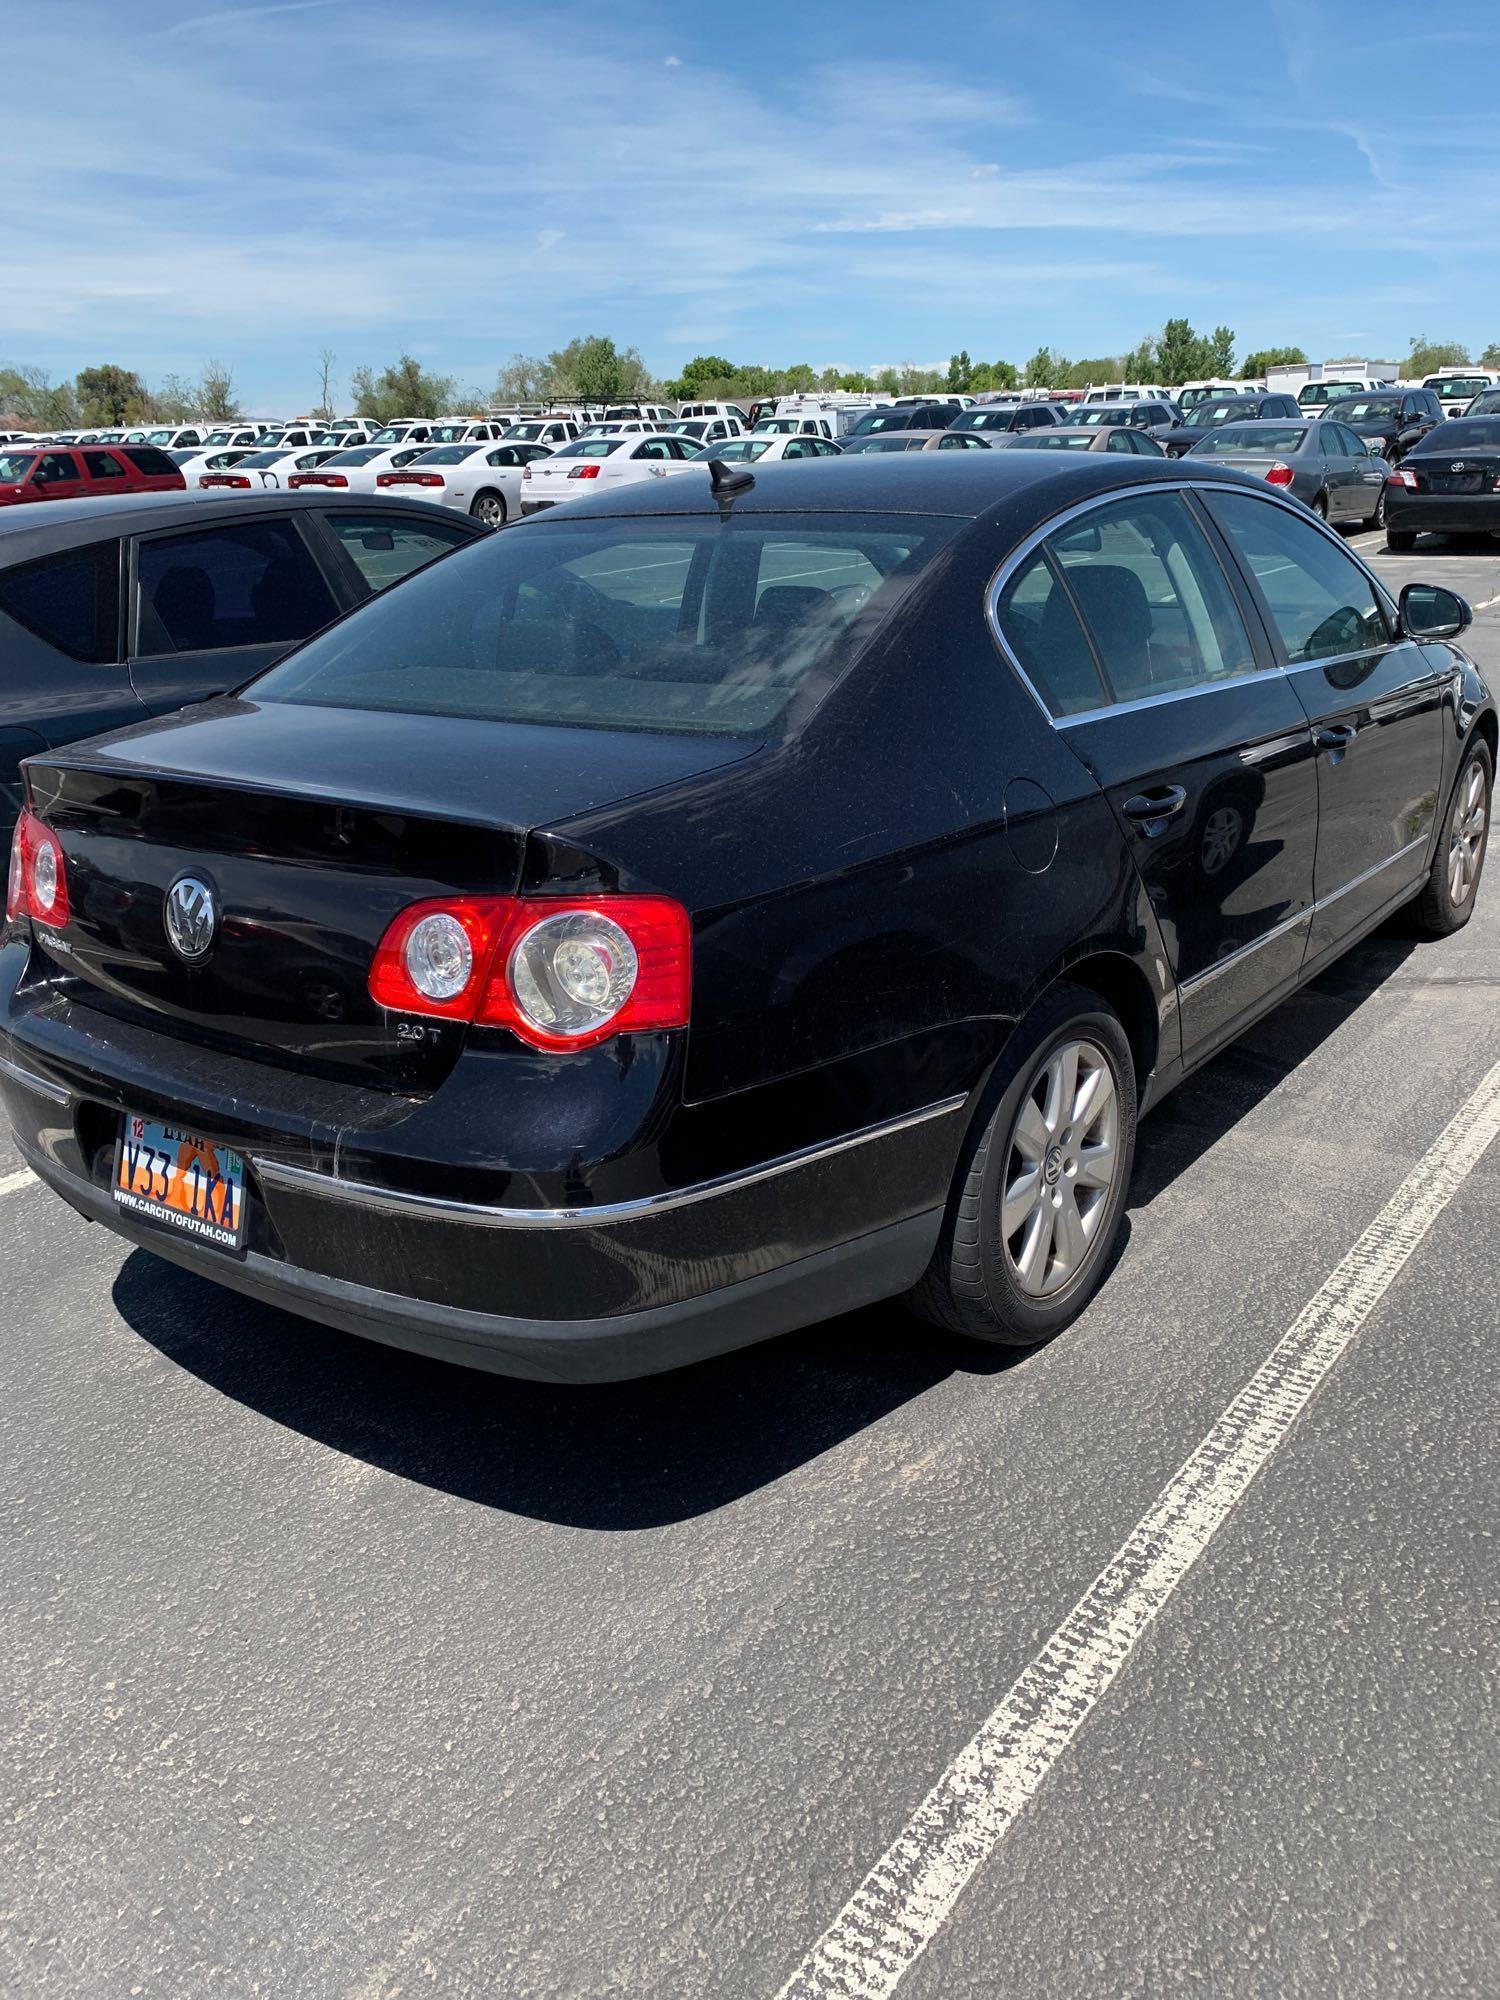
(21, 697, 753, 1092)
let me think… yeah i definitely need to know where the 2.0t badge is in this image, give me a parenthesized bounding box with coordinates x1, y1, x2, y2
(164, 875, 218, 963)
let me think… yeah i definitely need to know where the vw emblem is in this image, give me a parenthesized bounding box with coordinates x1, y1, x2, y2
(164, 874, 218, 963)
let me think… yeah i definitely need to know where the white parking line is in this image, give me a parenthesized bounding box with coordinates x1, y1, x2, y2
(0, 1167, 37, 1199)
(775, 1058, 1500, 2000)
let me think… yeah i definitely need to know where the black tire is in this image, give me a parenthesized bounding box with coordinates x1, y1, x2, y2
(1386, 528, 1415, 552)
(1311, 492, 1329, 520)
(1370, 484, 1387, 529)
(908, 983, 1137, 1348)
(1409, 740, 1491, 939)
(470, 489, 506, 527)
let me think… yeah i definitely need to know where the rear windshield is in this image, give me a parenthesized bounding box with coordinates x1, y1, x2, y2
(553, 438, 628, 459)
(249, 513, 961, 738)
(1424, 377, 1490, 400)
(326, 447, 382, 466)
(1069, 407, 1133, 427)
(1419, 418, 1500, 450)
(235, 449, 287, 468)
(411, 445, 478, 464)
(1014, 432, 1094, 449)
(1193, 425, 1308, 454)
(1185, 400, 1254, 426)
(121, 446, 179, 474)
(848, 410, 924, 435)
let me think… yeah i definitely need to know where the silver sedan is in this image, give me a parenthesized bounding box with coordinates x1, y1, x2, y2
(1185, 418, 1390, 525)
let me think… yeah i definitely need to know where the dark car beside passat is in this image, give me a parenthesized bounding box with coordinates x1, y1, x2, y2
(0, 491, 485, 838)
(1384, 415, 1500, 549)
(946, 402, 1069, 436)
(1154, 393, 1303, 456)
(844, 404, 960, 437)
(1, 455, 1492, 1384)
(1332, 387, 1444, 465)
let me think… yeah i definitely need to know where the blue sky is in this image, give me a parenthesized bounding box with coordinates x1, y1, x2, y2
(5, 0, 1498, 410)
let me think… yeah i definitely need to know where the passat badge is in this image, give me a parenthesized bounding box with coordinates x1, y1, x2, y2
(164, 875, 218, 962)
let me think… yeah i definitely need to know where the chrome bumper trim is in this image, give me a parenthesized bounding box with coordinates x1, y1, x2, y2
(253, 1094, 969, 1231)
(0, 1050, 71, 1107)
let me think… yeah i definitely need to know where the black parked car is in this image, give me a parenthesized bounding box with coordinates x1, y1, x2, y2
(1384, 415, 1500, 549)
(1154, 394, 1304, 455)
(1332, 388, 1444, 465)
(2, 457, 1492, 1382)
(0, 491, 485, 838)
(845, 404, 960, 436)
(947, 402, 1068, 435)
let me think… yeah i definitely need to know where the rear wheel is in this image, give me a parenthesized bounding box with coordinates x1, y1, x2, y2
(471, 489, 506, 527)
(1410, 740, 1491, 938)
(1386, 528, 1416, 552)
(1370, 484, 1387, 529)
(1311, 492, 1329, 520)
(909, 984, 1137, 1348)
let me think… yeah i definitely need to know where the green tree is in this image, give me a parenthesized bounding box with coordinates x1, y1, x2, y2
(0, 366, 79, 428)
(779, 362, 818, 393)
(1207, 325, 1236, 376)
(1404, 335, 1470, 377)
(572, 336, 624, 403)
(666, 353, 737, 399)
(1241, 345, 1307, 377)
(494, 353, 549, 402)
(1065, 356, 1123, 391)
(154, 373, 199, 421)
(1156, 318, 1211, 386)
(988, 358, 1019, 390)
(946, 350, 974, 393)
(349, 353, 454, 421)
(1481, 343, 1500, 370)
(1023, 346, 1066, 389)
(75, 363, 150, 424)
(874, 367, 901, 394)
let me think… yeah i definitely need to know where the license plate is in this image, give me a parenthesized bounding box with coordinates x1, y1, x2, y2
(113, 1114, 247, 1253)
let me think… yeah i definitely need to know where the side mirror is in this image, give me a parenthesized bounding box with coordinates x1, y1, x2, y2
(1400, 582, 1472, 641)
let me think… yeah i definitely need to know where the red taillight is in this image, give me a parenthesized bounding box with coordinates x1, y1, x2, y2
(6, 808, 70, 929)
(1263, 462, 1295, 486)
(289, 472, 347, 488)
(200, 474, 251, 488)
(1387, 467, 1419, 489)
(368, 895, 691, 1051)
(568, 464, 602, 479)
(376, 472, 443, 487)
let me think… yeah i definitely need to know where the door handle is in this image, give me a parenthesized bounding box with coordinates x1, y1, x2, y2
(1317, 724, 1358, 751)
(1122, 785, 1187, 825)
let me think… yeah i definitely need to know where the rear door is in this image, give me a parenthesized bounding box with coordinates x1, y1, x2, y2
(125, 513, 344, 714)
(994, 486, 1319, 1060)
(1203, 488, 1447, 959)
(1317, 423, 1360, 519)
(1336, 422, 1385, 516)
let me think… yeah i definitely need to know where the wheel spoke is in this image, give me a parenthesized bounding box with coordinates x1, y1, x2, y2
(1015, 1202, 1056, 1292)
(1073, 1059, 1115, 1138)
(1075, 1136, 1116, 1190)
(1014, 1094, 1051, 1163)
(1055, 1041, 1081, 1130)
(1052, 1192, 1087, 1278)
(1002, 1165, 1042, 1240)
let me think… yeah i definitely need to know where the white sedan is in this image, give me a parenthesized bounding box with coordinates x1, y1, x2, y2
(687, 434, 842, 464)
(196, 445, 344, 492)
(372, 441, 555, 525)
(277, 443, 436, 494)
(520, 433, 701, 513)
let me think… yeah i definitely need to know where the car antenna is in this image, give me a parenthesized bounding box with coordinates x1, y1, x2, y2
(706, 457, 754, 512)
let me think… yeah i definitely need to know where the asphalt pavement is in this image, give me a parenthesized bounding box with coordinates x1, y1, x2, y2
(2, 528, 1497, 2000)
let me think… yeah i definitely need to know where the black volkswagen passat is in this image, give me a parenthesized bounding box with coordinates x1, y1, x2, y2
(2, 457, 1494, 1381)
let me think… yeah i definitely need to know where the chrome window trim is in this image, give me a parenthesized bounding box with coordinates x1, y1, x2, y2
(253, 1094, 969, 1232)
(1177, 834, 1428, 998)
(983, 474, 1408, 726)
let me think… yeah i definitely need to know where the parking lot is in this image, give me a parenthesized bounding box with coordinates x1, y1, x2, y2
(2, 527, 1497, 1999)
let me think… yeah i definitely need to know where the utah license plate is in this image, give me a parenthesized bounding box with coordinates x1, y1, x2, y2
(114, 1113, 247, 1253)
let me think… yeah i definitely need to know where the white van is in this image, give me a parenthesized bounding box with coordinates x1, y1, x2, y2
(676, 401, 750, 426)
(1295, 376, 1389, 418)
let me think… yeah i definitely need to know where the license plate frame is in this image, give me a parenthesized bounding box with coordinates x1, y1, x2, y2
(113, 1113, 248, 1255)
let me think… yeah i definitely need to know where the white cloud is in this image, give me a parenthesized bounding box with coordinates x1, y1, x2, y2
(664, 54, 682, 67)
(164, 0, 345, 39)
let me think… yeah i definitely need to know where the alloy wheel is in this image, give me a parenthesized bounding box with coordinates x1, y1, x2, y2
(1001, 1037, 1122, 1298)
(1448, 757, 1489, 906)
(475, 494, 505, 525)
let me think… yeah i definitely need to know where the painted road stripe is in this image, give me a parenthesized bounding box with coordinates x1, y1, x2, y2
(0, 1167, 37, 1199)
(776, 1058, 1500, 2000)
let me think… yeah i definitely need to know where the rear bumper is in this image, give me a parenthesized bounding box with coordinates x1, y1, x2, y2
(520, 498, 559, 513)
(0, 1021, 959, 1382)
(1385, 492, 1500, 534)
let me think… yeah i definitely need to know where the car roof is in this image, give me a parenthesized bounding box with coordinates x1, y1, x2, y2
(531, 450, 1266, 524)
(0, 488, 474, 563)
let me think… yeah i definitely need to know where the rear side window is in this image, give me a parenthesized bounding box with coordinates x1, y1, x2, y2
(1043, 492, 1255, 703)
(121, 447, 178, 476)
(83, 451, 127, 480)
(0, 541, 121, 662)
(135, 519, 337, 656)
(247, 513, 960, 738)
(324, 513, 475, 594)
(994, 551, 1110, 718)
(1206, 492, 1387, 664)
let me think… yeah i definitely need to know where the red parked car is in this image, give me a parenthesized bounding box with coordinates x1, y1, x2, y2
(0, 444, 186, 506)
